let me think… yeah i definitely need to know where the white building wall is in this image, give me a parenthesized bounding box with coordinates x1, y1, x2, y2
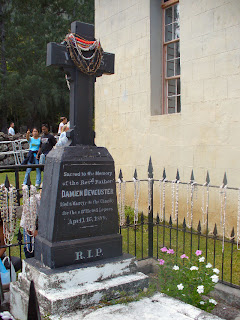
(95, 0, 240, 234)
(95, 0, 151, 175)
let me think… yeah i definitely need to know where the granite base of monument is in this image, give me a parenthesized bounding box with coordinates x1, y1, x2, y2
(10, 255, 149, 320)
(35, 233, 122, 268)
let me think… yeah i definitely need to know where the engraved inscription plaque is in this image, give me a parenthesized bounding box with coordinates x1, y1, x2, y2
(56, 163, 119, 241)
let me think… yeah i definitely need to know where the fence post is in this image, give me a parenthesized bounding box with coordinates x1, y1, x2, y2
(15, 169, 20, 206)
(148, 157, 154, 258)
(27, 281, 41, 320)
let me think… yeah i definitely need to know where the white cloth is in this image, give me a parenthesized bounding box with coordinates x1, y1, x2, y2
(8, 127, 15, 135)
(58, 122, 64, 134)
(56, 131, 68, 147)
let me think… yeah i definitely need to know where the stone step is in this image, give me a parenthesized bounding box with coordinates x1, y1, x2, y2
(19, 254, 138, 291)
(10, 272, 148, 319)
(49, 293, 224, 320)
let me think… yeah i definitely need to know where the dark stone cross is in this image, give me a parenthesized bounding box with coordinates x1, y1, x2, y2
(47, 21, 114, 145)
(35, 21, 122, 269)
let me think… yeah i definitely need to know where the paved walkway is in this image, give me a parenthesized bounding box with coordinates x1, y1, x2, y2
(51, 293, 223, 320)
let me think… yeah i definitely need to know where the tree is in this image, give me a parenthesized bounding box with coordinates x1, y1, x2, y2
(0, 0, 10, 133)
(0, 0, 94, 132)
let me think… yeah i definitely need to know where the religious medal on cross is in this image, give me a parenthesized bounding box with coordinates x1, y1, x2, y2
(47, 21, 114, 146)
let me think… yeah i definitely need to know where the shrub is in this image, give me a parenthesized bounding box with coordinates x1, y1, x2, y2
(157, 248, 218, 312)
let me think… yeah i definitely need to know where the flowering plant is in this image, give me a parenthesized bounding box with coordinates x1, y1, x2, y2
(157, 248, 218, 312)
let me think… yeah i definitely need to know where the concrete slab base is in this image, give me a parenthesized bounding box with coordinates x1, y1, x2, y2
(49, 292, 224, 320)
(10, 254, 148, 320)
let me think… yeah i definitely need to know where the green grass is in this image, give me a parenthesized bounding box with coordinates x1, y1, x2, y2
(0, 170, 37, 186)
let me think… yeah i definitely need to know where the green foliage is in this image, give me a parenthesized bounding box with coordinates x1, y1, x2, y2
(0, 0, 94, 131)
(119, 206, 142, 225)
(157, 247, 219, 312)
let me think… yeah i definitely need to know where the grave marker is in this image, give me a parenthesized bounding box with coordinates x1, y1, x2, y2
(10, 21, 148, 320)
(34, 21, 121, 268)
(46, 21, 114, 146)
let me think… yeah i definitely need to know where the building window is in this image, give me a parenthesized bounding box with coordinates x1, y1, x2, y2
(162, 0, 180, 114)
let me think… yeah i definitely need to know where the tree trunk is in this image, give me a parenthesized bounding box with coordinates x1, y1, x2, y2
(0, 0, 8, 133)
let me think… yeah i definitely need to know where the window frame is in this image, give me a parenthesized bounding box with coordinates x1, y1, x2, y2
(162, 0, 180, 114)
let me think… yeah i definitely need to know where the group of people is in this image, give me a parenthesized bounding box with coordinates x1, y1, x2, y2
(0, 118, 70, 277)
(23, 117, 69, 187)
(22, 124, 56, 187)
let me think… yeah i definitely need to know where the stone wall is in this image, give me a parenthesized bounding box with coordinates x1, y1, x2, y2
(0, 132, 28, 165)
(95, 0, 240, 235)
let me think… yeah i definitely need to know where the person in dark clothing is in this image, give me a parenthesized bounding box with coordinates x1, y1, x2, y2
(36, 124, 56, 165)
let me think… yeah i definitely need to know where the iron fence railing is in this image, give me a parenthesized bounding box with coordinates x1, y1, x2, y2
(0, 162, 239, 291)
(0, 164, 44, 205)
(120, 213, 239, 289)
(117, 158, 240, 289)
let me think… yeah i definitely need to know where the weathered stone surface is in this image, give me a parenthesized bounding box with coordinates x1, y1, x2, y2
(0, 132, 28, 166)
(211, 283, 240, 309)
(21, 142, 29, 150)
(50, 292, 224, 320)
(20, 254, 138, 290)
(0, 144, 8, 152)
(10, 255, 148, 320)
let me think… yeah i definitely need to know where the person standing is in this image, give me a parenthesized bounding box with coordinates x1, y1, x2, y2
(55, 124, 69, 147)
(36, 124, 56, 165)
(8, 122, 15, 135)
(23, 128, 41, 187)
(58, 117, 67, 134)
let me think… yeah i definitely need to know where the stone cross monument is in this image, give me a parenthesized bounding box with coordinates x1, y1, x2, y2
(10, 21, 148, 320)
(47, 21, 114, 146)
(34, 21, 121, 268)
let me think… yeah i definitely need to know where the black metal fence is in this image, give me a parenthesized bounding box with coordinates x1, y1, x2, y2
(120, 213, 239, 288)
(0, 163, 239, 291)
(117, 158, 240, 289)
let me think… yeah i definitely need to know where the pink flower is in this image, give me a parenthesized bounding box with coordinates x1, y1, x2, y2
(158, 259, 165, 265)
(180, 254, 189, 259)
(195, 250, 202, 256)
(167, 249, 175, 254)
(160, 247, 168, 253)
